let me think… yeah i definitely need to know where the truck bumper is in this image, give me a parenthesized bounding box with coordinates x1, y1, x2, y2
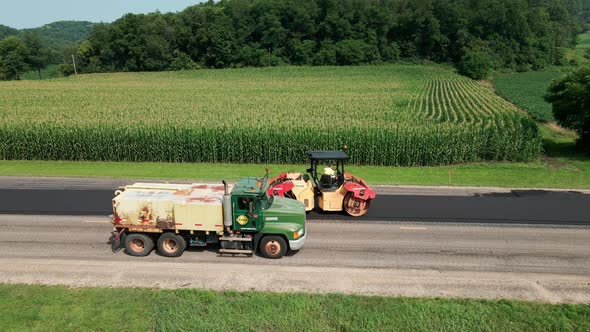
(288, 231, 306, 251)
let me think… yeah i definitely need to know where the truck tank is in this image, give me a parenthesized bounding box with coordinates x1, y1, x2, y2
(112, 183, 226, 233)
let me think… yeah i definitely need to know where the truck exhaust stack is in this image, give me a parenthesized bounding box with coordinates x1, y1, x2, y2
(222, 180, 232, 228)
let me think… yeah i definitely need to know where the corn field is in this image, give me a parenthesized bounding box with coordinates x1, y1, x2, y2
(0, 65, 542, 166)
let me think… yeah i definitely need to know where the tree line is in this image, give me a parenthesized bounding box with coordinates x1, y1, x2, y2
(546, 66, 590, 150)
(1, 0, 589, 80)
(0, 21, 94, 80)
(68, 0, 588, 79)
(0, 32, 51, 80)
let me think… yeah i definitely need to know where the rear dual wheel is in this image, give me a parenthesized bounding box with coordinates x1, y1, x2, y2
(343, 192, 371, 217)
(157, 233, 187, 257)
(124, 233, 154, 257)
(124, 233, 186, 257)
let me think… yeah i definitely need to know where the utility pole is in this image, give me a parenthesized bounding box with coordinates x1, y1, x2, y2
(71, 54, 77, 75)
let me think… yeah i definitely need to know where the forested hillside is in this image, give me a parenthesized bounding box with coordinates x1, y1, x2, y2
(0, 25, 19, 40)
(72, 0, 588, 76)
(22, 21, 94, 58)
(0, 21, 93, 63)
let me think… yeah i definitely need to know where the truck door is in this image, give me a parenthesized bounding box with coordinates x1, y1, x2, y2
(233, 196, 259, 232)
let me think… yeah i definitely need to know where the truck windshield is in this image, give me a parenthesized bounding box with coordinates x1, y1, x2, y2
(259, 183, 273, 209)
(265, 191, 273, 208)
(258, 170, 273, 209)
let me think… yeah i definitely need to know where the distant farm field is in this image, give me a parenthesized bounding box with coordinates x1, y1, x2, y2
(493, 71, 565, 122)
(567, 31, 590, 64)
(0, 65, 541, 166)
(577, 31, 590, 50)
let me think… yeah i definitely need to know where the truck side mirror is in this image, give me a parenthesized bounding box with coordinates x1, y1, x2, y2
(248, 201, 254, 216)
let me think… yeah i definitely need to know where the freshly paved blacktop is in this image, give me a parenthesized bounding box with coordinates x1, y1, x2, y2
(0, 176, 588, 225)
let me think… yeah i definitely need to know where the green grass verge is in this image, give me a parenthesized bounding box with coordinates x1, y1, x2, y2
(1, 156, 589, 189)
(1, 284, 589, 332)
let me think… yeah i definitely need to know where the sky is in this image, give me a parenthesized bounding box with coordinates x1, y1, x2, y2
(0, 0, 202, 29)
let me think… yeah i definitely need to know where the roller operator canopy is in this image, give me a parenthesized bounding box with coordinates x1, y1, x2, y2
(306, 151, 349, 161)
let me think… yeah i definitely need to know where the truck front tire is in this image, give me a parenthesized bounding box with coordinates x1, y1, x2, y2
(124, 233, 154, 257)
(259, 235, 287, 259)
(157, 233, 187, 257)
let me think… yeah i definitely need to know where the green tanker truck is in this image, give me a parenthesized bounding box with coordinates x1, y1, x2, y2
(110, 171, 306, 259)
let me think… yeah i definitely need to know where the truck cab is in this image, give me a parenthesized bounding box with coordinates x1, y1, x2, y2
(228, 176, 307, 257)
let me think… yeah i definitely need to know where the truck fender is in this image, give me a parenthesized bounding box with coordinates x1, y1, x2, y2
(260, 223, 301, 249)
(267, 181, 295, 197)
(343, 182, 376, 200)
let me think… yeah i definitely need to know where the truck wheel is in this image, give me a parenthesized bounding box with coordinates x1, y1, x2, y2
(157, 233, 186, 257)
(260, 235, 287, 259)
(124, 233, 154, 257)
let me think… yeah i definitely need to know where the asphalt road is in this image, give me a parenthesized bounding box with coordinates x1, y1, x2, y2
(1, 187, 589, 225)
(0, 214, 588, 303)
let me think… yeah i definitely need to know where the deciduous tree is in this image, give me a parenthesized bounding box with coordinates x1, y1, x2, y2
(545, 66, 590, 150)
(0, 36, 29, 80)
(22, 31, 51, 79)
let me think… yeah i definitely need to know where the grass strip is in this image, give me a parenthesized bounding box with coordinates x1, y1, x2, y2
(0, 284, 589, 332)
(1, 159, 589, 189)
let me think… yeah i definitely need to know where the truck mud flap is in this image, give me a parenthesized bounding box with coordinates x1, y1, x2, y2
(252, 233, 264, 255)
(110, 229, 125, 253)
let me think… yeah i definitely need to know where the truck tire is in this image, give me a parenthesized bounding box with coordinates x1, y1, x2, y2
(259, 235, 287, 259)
(124, 233, 154, 257)
(157, 233, 187, 257)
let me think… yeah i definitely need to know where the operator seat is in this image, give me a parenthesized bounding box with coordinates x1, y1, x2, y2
(320, 174, 334, 190)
